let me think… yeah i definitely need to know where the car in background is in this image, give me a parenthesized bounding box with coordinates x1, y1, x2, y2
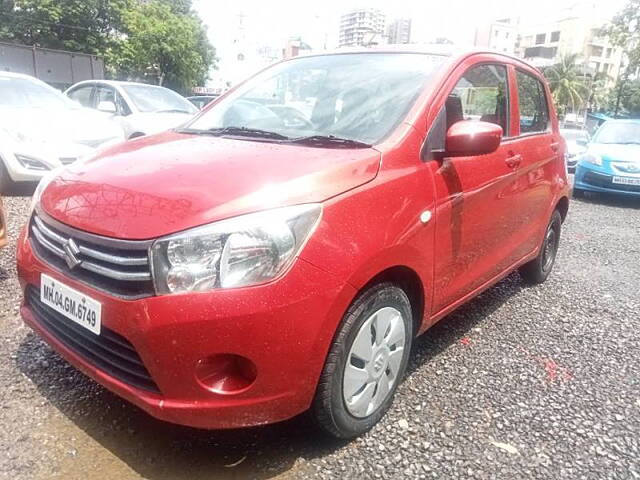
(65, 80, 198, 139)
(0, 196, 6, 249)
(574, 119, 640, 197)
(0, 72, 125, 194)
(560, 128, 589, 172)
(187, 95, 219, 110)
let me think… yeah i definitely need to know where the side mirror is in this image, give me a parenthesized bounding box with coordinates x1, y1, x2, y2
(97, 100, 117, 114)
(445, 120, 503, 157)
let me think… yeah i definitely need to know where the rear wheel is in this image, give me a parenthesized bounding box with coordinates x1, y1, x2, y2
(312, 283, 413, 438)
(519, 210, 562, 284)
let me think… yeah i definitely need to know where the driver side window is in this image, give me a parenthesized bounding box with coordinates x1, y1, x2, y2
(448, 64, 509, 135)
(423, 63, 509, 161)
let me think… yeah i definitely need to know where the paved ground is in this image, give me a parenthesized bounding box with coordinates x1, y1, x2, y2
(1, 191, 639, 480)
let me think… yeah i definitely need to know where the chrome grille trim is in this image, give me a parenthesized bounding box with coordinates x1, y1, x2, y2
(29, 208, 155, 298)
(33, 216, 148, 266)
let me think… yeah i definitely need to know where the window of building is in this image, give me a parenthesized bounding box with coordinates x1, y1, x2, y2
(550, 31, 560, 42)
(591, 46, 603, 57)
(516, 70, 549, 135)
(606, 48, 612, 58)
(535, 33, 546, 44)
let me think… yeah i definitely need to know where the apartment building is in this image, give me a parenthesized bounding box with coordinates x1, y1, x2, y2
(517, 2, 623, 86)
(387, 18, 412, 45)
(474, 18, 518, 55)
(339, 9, 386, 47)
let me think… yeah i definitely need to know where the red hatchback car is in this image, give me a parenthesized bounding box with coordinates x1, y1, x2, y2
(17, 48, 569, 438)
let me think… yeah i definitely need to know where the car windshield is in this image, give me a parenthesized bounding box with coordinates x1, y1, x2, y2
(561, 130, 588, 142)
(121, 84, 198, 114)
(593, 122, 640, 144)
(0, 76, 77, 109)
(185, 53, 446, 145)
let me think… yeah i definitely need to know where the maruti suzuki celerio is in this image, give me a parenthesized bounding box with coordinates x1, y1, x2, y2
(17, 47, 570, 438)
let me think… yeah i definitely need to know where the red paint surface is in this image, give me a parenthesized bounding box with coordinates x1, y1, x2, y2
(17, 50, 570, 429)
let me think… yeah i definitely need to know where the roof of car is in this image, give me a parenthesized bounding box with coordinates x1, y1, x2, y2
(71, 79, 166, 88)
(295, 44, 539, 72)
(0, 71, 43, 80)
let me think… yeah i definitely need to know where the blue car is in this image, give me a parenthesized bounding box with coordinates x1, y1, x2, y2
(574, 119, 640, 197)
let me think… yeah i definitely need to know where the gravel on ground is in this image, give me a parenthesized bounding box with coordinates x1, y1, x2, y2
(0, 192, 639, 480)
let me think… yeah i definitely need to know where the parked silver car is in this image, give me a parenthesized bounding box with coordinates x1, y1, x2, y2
(65, 80, 198, 139)
(560, 128, 590, 172)
(0, 72, 125, 194)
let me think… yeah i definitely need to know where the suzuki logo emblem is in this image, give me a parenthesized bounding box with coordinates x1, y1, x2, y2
(62, 238, 82, 270)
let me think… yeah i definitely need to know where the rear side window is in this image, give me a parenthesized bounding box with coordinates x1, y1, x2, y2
(447, 64, 509, 136)
(516, 71, 550, 134)
(68, 86, 94, 108)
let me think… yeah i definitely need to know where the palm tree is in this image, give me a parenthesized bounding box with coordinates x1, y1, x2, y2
(544, 54, 589, 115)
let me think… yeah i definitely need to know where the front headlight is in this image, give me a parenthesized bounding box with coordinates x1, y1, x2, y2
(150, 204, 322, 294)
(579, 152, 602, 166)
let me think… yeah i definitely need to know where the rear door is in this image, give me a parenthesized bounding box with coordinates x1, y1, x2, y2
(510, 68, 558, 255)
(429, 60, 524, 313)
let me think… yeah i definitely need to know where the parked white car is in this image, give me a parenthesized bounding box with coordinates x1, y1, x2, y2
(65, 80, 198, 139)
(0, 72, 125, 194)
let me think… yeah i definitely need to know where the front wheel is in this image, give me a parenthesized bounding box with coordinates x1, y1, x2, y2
(312, 283, 413, 438)
(519, 210, 562, 284)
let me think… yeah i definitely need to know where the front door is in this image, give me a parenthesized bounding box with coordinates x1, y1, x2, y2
(429, 62, 523, 313)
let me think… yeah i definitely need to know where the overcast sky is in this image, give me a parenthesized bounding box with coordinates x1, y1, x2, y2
(193, 0, 626, 85)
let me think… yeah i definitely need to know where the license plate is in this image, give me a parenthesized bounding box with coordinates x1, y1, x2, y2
(40, 274, 101, 335)
(612, 176, 640, 186)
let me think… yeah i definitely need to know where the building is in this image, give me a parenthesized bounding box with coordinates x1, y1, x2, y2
(387, 18, 412, 45)
(339, 9, 386, 47)
(283, 38, 313, 59)
(517, 2, 624, 87)
(474, 18, 518, 55)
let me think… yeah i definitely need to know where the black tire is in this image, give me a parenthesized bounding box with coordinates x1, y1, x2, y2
(312, 282, 413, 439)
(519, 210, 562, 285)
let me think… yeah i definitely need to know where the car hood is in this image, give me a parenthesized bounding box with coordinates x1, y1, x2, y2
(40, 131, 381, 239)
(590, 143, 640, 163)
(126, 112, 194, 135)
(0, 107, 124, 146)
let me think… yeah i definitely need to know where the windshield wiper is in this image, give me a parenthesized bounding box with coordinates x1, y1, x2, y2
(289, 135, 371, 148)
(189, 126, 290, 140)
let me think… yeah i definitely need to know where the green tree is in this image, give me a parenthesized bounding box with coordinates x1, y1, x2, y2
(602, 0, 640, 116)
(0, 0, 216, 93)
(113, 1, 215, 92)
(543, 54, 589, 115)
(0, 0, 131, 54)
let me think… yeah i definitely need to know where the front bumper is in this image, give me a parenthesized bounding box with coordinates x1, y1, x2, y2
(574, 165, 640, 197)
(17, 229, 355, 429)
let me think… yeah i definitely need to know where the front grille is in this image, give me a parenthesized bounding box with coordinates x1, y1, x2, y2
(29, 210, 155, 299)
(26, 286, 160, 393)
(583, 171, 640, 193)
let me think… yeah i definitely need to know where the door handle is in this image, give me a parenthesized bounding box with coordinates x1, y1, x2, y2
(505, 154, 522, 169)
